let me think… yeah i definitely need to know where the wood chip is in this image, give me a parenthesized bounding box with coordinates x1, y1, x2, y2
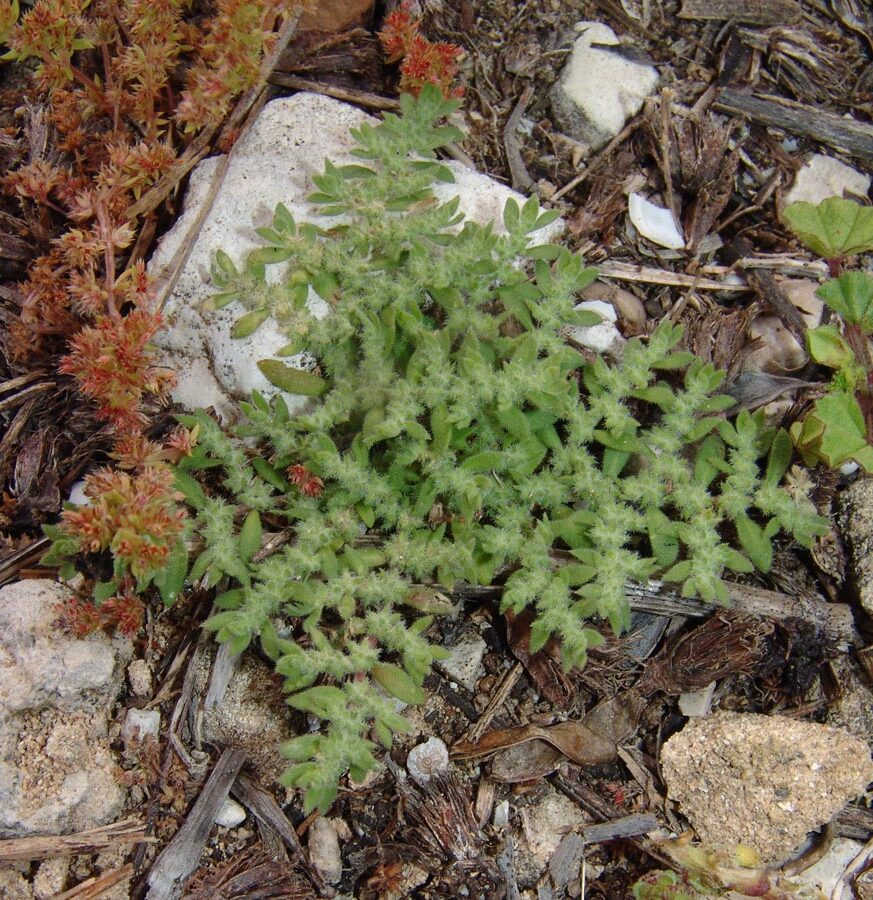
(0, 819, 150, 863)
(679, 0, 801, 25)
(715, 89, 873, 163)
(146, 748, 246, 900)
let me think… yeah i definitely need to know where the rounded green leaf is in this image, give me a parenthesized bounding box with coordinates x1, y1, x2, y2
(783, 198, 873, 258)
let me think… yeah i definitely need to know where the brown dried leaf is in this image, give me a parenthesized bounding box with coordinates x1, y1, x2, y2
(505, 609, 574, 707)
(452, 720, 616, 767)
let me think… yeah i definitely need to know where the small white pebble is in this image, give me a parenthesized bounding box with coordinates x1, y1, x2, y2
(493, 799, 510, 827)
(214, 797, 246, 828)
(121, 708, 160, 750)
(406, 737, 449, 785)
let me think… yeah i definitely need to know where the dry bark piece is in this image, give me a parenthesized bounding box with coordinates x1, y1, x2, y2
(0, 818, 150, 863)
(146, 748, 246, 900)
(714, 89, 873, 164)
(183, 846, 314, 900)
(505, 609, 574, 707)
(679, 0, 801, 24)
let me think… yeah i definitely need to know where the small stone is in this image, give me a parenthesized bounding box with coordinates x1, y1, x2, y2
(127, 659, 152, 697)
(121, 708, 161, 749)
(550, 22, 659, 150)
(784, 153, 871, 207)
(33, 856, 69, 898)
(493, 799, 510, 827)
(661, 711, 873, 862)
(435, 632, 487, 692)
(581, 282, 646, 329)
(406, 737, 449, 785)
(214, 797, 246, 828)
(628, 193, 685, 249)
(521, 788, 587, 863)
(308, 817, 343, 884)
(564, 299, 624, 354)
(677, 682, 716, 717)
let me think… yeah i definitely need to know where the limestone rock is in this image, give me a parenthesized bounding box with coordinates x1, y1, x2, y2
(434, 631, 487, 692)
(784, 153, 871, 207)
(308, 817, 343, 884)
(550, 22, 659, 151)
(661, 711, 873, 862)
(0, 580, 129, 837)
(149, 93, 562, 420)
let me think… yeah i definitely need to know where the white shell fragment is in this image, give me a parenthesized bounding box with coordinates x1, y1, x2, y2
(628, 193, 685, 250)
(406, 737, 449, 785)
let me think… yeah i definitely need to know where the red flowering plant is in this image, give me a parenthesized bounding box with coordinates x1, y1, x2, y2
(0, 0, 290, 634)
(378, 2, 463, 99)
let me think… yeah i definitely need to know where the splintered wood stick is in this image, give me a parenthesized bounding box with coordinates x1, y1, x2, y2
(0, 819, 150, 863)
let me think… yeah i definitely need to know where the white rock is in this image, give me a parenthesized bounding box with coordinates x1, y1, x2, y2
(214, 797, 246, 828)
(550, 22, 659, 150)
(581, 281, 646, 328)
(784, 153, 871, 207)
(677, 681, 715, 717)
(406, 737, 449, 785)
(308, 816, 343, 884)
(121, 708, 161, 749)
(564, 299, 623, 354)
(149, 93, 563, 419)
(628, 193, 685, 249)
(127, 659, 152, 697)
(0, 580, 130, 838)
(67, 479, 87, 506)
(435, 631, 487, 692)
(493, 799, 510, 827)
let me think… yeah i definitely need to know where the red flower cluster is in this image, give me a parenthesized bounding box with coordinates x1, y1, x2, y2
(59, 306, 175, 434)
(55, 592, 145, 638)
(379, 2, 463, 99)
(288, 464, 324, 498)
(61, 465, 186, 582)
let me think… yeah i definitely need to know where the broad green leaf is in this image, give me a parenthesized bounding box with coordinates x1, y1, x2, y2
(790, 391, 873, 470)
(816, 272, 873, 331)
(783, 198, 873, 258)
(736, 515, 773, 571)
(807, 325, 854, 370)
(258, 360, 328, 396)
(173, 469, 206, 509)
(372, 663, 425, 704)
(231, 308, 271, 338)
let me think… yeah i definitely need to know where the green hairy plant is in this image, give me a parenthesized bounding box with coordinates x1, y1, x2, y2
(176, 86, 825, 812)
(783, 197, 873, 470)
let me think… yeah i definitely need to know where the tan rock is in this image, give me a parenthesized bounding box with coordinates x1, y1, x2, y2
(661, 711, 873, 862)
(298, 0, 373, 31)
